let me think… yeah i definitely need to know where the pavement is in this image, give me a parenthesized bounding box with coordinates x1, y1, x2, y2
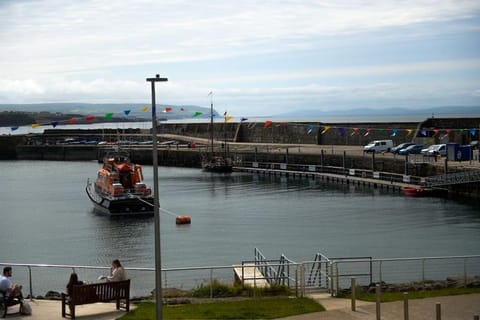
(4, 293, 480, 319)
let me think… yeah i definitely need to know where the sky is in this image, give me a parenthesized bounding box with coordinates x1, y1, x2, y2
(0, 0, 480, 117)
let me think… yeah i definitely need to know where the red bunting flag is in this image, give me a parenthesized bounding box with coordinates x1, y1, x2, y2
(164, 107, 172, 112)
(86, 115, 95, 122)
(68, 118, 76, 124)
(364, 128, 371, 136)
(264, 120, 273, 128)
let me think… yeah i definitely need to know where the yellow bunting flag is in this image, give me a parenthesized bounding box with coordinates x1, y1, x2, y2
(141, 106, 150, 112)
(406, 129, 413, 136)
(321, 126, 330, 134)
(31, 123, 40, 128)
(225, 115, 232, 122)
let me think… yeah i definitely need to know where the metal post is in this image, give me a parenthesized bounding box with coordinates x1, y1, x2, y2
(28, 266, 33, 300)
(343, 150, 346, 176)
(436, 302, 441, 320)
(146, 74, 168, 320)
(372, 150, 375, 172)
(351, 277, 356, 311)
(403, 292, 409, 320)
(376, 284, 381, 320)
(404, 154, 408, 175)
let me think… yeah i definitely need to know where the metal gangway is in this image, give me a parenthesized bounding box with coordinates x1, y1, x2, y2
(424, 169, 480, 187)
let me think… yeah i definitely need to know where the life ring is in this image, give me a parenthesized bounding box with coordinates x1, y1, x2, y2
(176, 215, 191, 225)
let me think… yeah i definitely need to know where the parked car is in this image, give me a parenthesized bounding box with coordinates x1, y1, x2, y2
(398, 144, 425, 155)
(421, 144, 447, 157)
(363, 140, 394, 153)
(421, 145, 437, 156)
(391, 142, 415, 154)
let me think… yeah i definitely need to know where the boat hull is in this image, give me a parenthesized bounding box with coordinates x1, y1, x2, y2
(86, 182, 154, 216)
(402, 186, 428, 197)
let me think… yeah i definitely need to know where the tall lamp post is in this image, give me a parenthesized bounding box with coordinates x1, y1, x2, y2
(146, 74, 168, 320)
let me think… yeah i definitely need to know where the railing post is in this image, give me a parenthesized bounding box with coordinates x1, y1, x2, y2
(376, 283, 381, 320)
(403, 292, 409, 320)
(379, 261, 383, 284)
(436, 302, 442, 320)
(210, 268, 213, 299)
(329, 262, 334, 296)
(464, 257, 468, 287)
(335, 264, 339, 296)
(351, 277, 356, 311)
(28, 266, 33, 300)
(422, 259, 425, 283)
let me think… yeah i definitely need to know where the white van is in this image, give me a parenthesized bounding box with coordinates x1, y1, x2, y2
(363, 140, 394, 153)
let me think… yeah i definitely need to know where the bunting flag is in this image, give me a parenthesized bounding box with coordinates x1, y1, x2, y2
(208, 91, 213, 96)
(421, 129, 427, 136)
(180, 107, 185, 111)
(225, 115, 232, 122)
(406, 129, 413, 136)
(241, 117, 248, 122)
(31, 123, 40, 128)
(351, 128, 359, 136)
(141, 106, 149, 112)
(321, 126, 330, 134)
(11, 126, 19, 131)
(390, 128, 398, 137)
(338, 127, 346, 137)
(363, 128, 371, 136)
(264, 120, 272, 128)
(51, 121, 58, 128)
(86, 115, 95, 122)
(105, 113, 113, 120)
(307, 124, 315, 134)
(433, 129, 440, 135)
(193, 111, 202, 117)
(123, 110, 131, 116)
(163, 107, 172, 113)
(470, 128, 476, 136)
(68, 118, 76, 124)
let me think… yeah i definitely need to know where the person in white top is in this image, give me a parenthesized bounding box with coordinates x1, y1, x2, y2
(0, 266, 23, 299)
(98, 259, 127, 282)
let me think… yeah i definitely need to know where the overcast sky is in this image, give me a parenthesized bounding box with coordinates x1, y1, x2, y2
(0, 0, 479, 116)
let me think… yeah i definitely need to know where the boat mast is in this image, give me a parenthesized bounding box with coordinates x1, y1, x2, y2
(210, 92, 214, 154)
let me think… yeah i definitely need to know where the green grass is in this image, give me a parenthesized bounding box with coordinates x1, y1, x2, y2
(118, 297, 325, 320)
(337, 287, 480, 303)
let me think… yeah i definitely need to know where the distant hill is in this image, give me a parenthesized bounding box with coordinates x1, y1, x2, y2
(0, 103, 216, 120)
(278, 106, 480, 118)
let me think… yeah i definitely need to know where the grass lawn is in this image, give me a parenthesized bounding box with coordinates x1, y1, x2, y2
(337, 287, 480, 303)
(118, 297, 325, 320)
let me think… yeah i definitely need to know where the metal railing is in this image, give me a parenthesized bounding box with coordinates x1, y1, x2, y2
(2, 254, 479, 300)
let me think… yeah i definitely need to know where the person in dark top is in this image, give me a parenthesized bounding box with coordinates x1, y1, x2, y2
(66, 273, 83, 296)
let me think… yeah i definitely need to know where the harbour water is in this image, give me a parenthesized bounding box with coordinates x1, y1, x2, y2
(1, 160, 479, 268)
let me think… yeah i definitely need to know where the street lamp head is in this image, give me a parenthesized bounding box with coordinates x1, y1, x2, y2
(146, 74, 168, 82)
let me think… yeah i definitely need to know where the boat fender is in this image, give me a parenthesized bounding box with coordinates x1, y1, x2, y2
(176, 215, 191, 225)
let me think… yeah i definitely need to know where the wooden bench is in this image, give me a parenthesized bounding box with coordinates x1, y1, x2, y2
(61, 280, 130, 319)
(0, 290, 23, 318)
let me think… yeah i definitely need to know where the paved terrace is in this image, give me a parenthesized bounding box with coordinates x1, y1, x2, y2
(9, 293, 480, 320)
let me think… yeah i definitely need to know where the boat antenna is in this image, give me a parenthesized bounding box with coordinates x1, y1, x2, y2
(208, 91, 214, 154)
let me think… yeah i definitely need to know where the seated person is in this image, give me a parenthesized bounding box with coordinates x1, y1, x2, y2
(0, 266, 23, 300)
(98, 259, 127, 281)
(66, 273, 83, 296)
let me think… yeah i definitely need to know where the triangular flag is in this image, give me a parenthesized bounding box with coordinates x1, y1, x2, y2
(32, 123, 40, 128)
(163, 107, 172, 113)
(390, 128, 398, 137)
(470, 128, 476, 136)
(86, 115, 95, 122)
(123, 110, 131, 116)
(321, 126, 330, 134)
(307, 124, 315, 134)
(105, 113, 113, 120)
(68, 118, 76, 124)
(141, 106, 149, 112)
(51, 121, 58, 128)
(264, 120, 273, 128)
(225, 115, 232, 122)
(180, 107, 185, 111)
(241, 117, 248, 122)
(421, 129, 427, 136)
(351, 128, 359, 136)
(11, 126, 19, 131)
(406, 129, 413, 136)
(363, 128, 371, 136)
(338, 127, 346, 137)
(433, 129, 439, 135)
(193, 111, 202, 117)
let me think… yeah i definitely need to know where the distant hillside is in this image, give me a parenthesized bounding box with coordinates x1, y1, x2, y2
(0, 103, 216, 120)
(278, 106, 480, 118)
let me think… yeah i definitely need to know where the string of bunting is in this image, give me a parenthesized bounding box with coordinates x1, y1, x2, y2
(258, 121, 478, 138)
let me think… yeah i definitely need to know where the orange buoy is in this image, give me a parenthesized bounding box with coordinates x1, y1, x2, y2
(175, 215, 191, 225)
